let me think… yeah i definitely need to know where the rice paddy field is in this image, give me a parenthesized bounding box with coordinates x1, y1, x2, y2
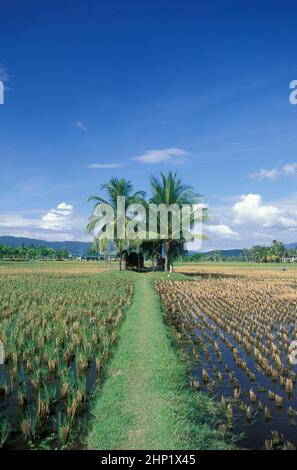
(0, 266, 133, 449)
(0, 260, 116, 275)
(1, 260, 297, 451)
(157, 266, 297, 450)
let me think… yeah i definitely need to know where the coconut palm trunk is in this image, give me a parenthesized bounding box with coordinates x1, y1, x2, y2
(119, 248, 123, 270)
(164, 239, 170, 272)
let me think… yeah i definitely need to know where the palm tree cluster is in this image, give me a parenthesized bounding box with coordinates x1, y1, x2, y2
(243, 240, 288, 263)
(87, 172, 205, 271)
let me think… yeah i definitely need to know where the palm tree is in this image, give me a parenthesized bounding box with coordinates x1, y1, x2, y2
(150, 171, 205, 271)
(87, 178, 146, 270)
(269, 240, 287, 262)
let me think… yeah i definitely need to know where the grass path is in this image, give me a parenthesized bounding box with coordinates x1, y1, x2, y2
(87, 274, 230, 450)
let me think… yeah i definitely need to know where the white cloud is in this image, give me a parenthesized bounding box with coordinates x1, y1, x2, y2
(250, 168, 279, 181)
(187, 223, 238, 251)
(233, 194, 297, 228)
(57, 202, 73, 210)
(250, 162, 297, 181)
(188, 192, 297, 251)
(85, 163, 124, 169)
(205, 224, 239, 238)
(0, 202, 88, 242)
(134, 148, 190, 164)
(73, 120, 88, 132)
(283, 162, 297, 176)
(41, 202, 74, 230)
(0, 202, 74, 232)
(0, 214, 41, 229)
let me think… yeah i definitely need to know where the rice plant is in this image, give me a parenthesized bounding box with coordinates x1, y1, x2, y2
(157, 273, 297, 449)
(0, 273, 133, 449)
(0, 418, 11, 449)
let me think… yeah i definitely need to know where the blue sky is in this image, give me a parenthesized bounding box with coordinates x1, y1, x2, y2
(1, 0, 297, 249)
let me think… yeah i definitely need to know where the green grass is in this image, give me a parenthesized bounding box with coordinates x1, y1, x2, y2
(175, 260, 297, 270)
(87, 273, 231, 450)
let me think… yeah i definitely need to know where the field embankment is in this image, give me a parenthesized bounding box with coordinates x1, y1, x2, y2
(88, 274, 230, 450)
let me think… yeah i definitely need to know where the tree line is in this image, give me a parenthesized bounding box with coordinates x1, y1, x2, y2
(185, 240, 297, 263)
(242, 240, 296, 263)
(0, 244, 69, 260)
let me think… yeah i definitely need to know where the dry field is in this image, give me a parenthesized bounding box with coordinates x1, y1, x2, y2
(0, 260, 117, 276)
(174, 262, 297, 280)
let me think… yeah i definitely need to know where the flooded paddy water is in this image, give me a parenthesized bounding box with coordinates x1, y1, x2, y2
(157, 271, 297, 450)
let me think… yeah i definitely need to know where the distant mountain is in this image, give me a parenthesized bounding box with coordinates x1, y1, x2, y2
(189, 244, 297, 258)
(188, 249, 243, 257)
(285, 242, 297, 250)
(204, 249, 244, 258)
(0, 236, 92, 256)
